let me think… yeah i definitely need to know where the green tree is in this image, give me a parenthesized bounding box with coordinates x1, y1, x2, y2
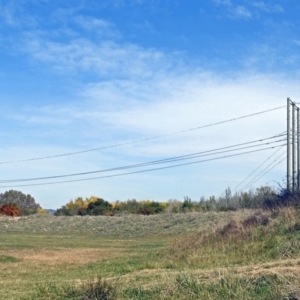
(86, 198, 113, 216)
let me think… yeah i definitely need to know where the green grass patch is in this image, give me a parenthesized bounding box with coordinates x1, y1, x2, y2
(1, 209, 300, 299)
(120, 274, 285, 300)
(32, 276, 116, 300)
(0, 254, 21, 263)
(170, 209, 300, 269)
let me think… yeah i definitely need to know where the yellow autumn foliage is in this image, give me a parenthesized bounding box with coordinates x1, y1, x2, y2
(140, 200, 167, 209)
(159, 202, 168, 210)
(65, 196, 99, 210)
(37, 208, 49, 214)
(111, 202, 121, 209)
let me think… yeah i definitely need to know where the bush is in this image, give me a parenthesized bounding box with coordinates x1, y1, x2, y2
(137, 200, 165, 215)
(0, 203, 19, 216)
(165, 199, 183, 213)
(55, 196, 99, 216)
(112, 199, 167, 215)
(113, 199, 140, 214)
(86, 198, 114, 216)
(35, 276, 116, 299)
(0, 190, 40, 215)
(242, 212, 269, 228)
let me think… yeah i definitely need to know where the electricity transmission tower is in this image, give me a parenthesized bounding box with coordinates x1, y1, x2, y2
(287, 98, 300, 192)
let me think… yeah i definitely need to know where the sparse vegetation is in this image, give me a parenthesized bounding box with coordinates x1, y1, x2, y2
(1, 185, 300, 299)
(34, 276, 116, 300)
(53, 185, 289, 217)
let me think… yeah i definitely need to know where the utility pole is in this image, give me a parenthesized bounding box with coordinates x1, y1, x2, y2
(298, 107, 300, 190)
(287, 98, 299, 192)
(292, 102, 296, 192)
(287, 98, 291, 192)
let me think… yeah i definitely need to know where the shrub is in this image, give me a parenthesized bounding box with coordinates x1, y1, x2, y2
(35, 276, 116, 299)
(0, 190, 40, 215)
(0, 203, 19, 216)
(55, 196, 99, 216)
(112, 199, 167, 215)
(165, 199, 183, 213)
(182, 196, 194, 212)
(137, 200, 165, 215)
(36, 208, 49, 214)
(86, 198, 114, 216)
(217, 220, 241, 236)
(242, 212, 269, 228)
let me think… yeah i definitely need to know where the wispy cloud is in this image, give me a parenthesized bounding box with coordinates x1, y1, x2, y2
(212, 0, 232, 6)
(294, 40, 300, 47)
(0, 1, 18, 26)
(73, 16, 119, 38)
(9, 70, 299, 155)
(212, 0, 252, 19)
(0, 0, 38, 27)
(0, 0, 298, 206)
(229, 5, 252, 19)
(20, 29, 179, 79)
(212, 0, 283, 19)
(252, 2, 284, 14)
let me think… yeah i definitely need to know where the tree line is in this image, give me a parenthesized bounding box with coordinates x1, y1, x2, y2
(54, 185, 283, 216)
(0, 185, 296, 217)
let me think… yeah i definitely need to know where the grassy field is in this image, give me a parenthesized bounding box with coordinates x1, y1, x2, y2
(1, 209, 300, 299)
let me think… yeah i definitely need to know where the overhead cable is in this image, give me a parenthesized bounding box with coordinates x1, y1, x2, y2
(0, 144, 286, 188)
(233, 146, 285, 191)
(240, 151, 286, 191)
(241, 156, 286, 191)
(0, 105, 285, 164)
(0, 136, 286, 183)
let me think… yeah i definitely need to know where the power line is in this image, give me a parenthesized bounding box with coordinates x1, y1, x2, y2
(241, 156, 286, 191)
(0, 136, 286, 183)
(0, 135, 286, 183)
(0, 105, 285, 165)
(241, 151, 286, 191)
(233, 146, 285, 191)
(240, 151, 286, 191)
(0, 144, 286, 188)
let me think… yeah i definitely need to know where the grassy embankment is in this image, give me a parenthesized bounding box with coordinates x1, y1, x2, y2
(1, 208, 300, 299)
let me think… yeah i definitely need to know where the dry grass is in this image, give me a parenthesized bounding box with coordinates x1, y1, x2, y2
(0, 248, 123, 266)
(108, 257, 300, 286)
(0, 210, 255, 236)
(1, 208, 300, 299)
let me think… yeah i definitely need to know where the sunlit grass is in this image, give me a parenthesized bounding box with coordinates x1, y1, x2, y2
(1, 208, 300, 299)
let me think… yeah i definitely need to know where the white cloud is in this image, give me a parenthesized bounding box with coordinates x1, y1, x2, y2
(212, 1, 283, 19)
(74, 16, 113, 30)
(72, 16, 120, 38)
(212, 0, 252, 19)
(0, 2, 298, 207)
(11, 70, 299, 154)
(229, 5, 252, 19)
(294, 40, 300, 47)
(252, 2, 284, 13)
(1, 63, 298, 207)
(21, 31, 178, 78)
(0, 1, 18, 26)
(212, 0, 232, 6)
(242, 42, 300, 71)
(0, 0, 38, 27)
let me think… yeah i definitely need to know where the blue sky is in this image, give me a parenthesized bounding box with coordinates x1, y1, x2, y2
(0, 0, 299, 208)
